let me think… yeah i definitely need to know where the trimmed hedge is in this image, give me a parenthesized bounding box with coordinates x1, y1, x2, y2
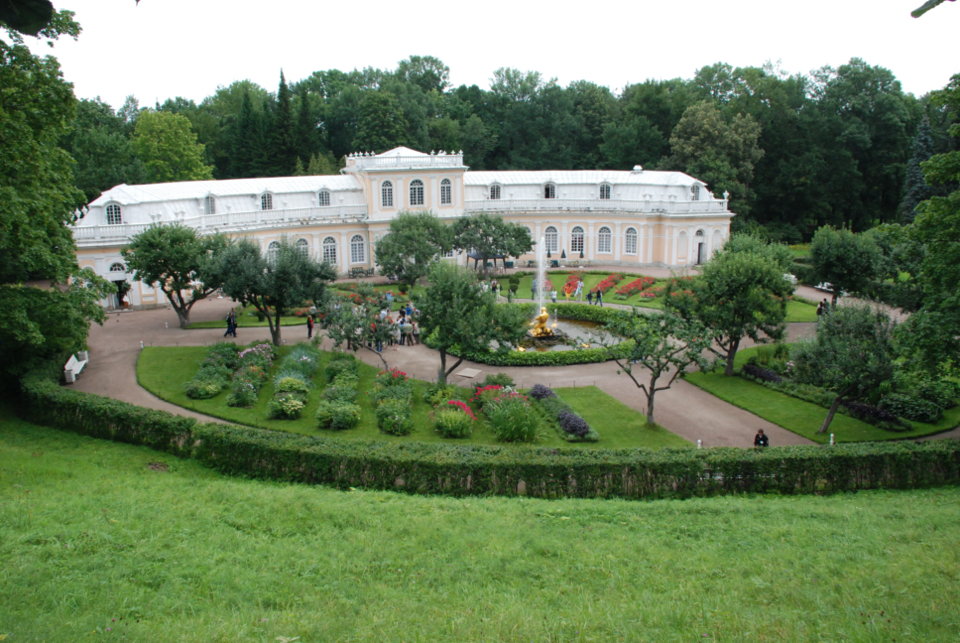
(18, 362, 960, 499)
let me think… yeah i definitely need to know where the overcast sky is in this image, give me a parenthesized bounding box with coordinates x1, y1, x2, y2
(23, 0, 959, 110)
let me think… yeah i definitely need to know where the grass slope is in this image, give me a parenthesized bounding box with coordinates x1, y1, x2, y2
(3, 404, 960, 642)
(136, 347, 686, 449)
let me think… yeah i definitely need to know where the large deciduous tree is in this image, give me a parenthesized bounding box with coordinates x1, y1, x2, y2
(214, 237, 336, 346)
(121, 224, 230, 328)
(352, 91, 409, 153)
(666, 252, 792, 376)
(374, 211, 452, 287)
(791, 305, 896, 434)
(451, 213, 533, 276)
(132, 110, 214, 183)
(603, 311, 712, 425)
(809, 225, 881, 307)
(321, 283, 393, 369)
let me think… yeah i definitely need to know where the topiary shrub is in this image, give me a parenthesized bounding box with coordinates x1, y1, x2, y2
(183, 379, 224, 400)
(275, 376, 311, 395)
(529, 383, 557, 400)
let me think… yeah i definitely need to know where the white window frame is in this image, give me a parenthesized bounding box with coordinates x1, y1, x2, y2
(205, 195, 216, 214)
(109, 262, 126, 273)
(440, 178, 452, 205)
(267, 241, 280, 263)
(544, 183, 556, 199)
(350, 234, 366, 264)
(597, 226, 612, 254)
(489, 184, 501, 200)
(295, 238, 310, 257)
(409, 179, 425, 206)
(570, 226, 585, 253)
(318, 190, 331, 207)
(544, 226, 558, 253)
(106, 204, 123, 225)
(691, 184, 700, 201)
(322, 236, 337, 264)
(624, 227, 638, 255)
(381, 181, 394, 208)
(600, 184, 611, 200)
(261, 193, 273, 211)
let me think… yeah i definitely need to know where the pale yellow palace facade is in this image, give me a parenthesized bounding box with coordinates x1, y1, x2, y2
(73, 147, 735, 308)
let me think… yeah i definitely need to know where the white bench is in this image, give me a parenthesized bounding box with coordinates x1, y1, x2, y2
(64, 351, 89, 384)
(783, 273, 798, 285)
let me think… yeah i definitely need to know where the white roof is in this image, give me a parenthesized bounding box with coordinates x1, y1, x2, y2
(90, 175, 362, 206)
(376, 146, 429, 157)
(465, 170, 701, 187)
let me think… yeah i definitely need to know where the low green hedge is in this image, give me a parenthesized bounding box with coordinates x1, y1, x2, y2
(18, 362, 960, 499)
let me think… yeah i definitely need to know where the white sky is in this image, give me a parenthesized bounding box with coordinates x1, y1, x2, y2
(24, 0, 959, 110)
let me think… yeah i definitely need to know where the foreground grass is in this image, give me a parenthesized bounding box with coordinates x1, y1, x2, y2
(136, 347, 686, 449)
(2, 405, 960, 642)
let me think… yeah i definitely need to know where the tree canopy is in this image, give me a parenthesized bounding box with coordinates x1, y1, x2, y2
(451, 213, 533, 275)
(374, 211, 453, 287)
(132, 110, 214, 183)
(809, 226, 881, 306)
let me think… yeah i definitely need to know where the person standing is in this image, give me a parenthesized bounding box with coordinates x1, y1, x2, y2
(596, 290, 603, 307)
(224, 310, 237, 338)
(551, 289, 558, 303)
(754, 429, 769, 447)
(306, 315, 314, 339)
(586, 290, 594, 305)
(574, 279, 584, 302)
(531, 278, 537, 301)
(411, 320, 420, 345)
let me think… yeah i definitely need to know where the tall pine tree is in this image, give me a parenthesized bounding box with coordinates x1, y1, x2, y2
(296, 86, 317, 164)
(899, 118, 934, 223)
(271, 71, 298, 175)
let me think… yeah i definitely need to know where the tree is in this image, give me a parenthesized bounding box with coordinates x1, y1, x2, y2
(603, 311, 712, 425)
(214, 238, 336, 346)
(418, 262, 504, 383)
(121, 224, 230, 328)
(0, 11, 114, 377)
(899, 118, 934, 223)
(395, 55, 451, 94)
(374, 211, 452, 287)
(666, 252, 792, 376)
(132, 110, 214, 183)
(451, 213, 533, 276)
(352, 91, 409, 153)
(912, 0, 956, 18)
(321, 283, 393, 369)
(270, 70, 297, 175)
(791, 305, 896, 433)
(718, 233, 794, 272)
(809, 226, 881, 307)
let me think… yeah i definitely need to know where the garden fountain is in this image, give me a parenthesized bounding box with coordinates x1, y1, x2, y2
(522, 236, 569, 349)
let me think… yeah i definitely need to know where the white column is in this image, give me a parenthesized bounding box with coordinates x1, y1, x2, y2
(586, 222, 595, 261)
(340, 232, 349, 274)
(671, 226, 679, 267)
(312, 233, 320, 261)
(614, 222, 622, 261)
(638, 224, 645, 264)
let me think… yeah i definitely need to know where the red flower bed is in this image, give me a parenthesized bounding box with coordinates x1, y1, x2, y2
(590, 273, 623, 294)
(562, 273, 584, 296)
(615, 276, 655, 297)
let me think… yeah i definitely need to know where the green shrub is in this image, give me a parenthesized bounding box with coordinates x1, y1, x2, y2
(376, 398, 413, 435)
(316, 400, 361, 431)
(322, 384, 358, 404)
(371, 382, 413, 405)
(484, 393, 540, 442)
(470, 384, 507, 409)
(282, 343, 321, 379)
(537, 393, 600, 442)
(423, 382, 459, 406)
(324, 354, 359, 383)
(482, 372, 515, 388)
(880, 393, 944, 423)
(268, 392, 306, 420)
(435, 409, 473, 438)
(183, 379, 224, 400)
(376, 368, 409, 387)
(275, 377, 311, 395)
(204, 342, 241, 369)
(226, 381, 259, 407)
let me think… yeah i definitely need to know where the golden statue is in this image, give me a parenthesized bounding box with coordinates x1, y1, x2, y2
(528, 307, 554, 338)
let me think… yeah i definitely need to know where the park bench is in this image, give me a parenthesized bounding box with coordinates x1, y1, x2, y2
(349, 267, 377, 279)
(64, 351, 89, 384)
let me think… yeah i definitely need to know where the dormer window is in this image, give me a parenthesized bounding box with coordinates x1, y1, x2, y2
(409, 179, 425, 206)
(490, 184, 501, 200)
(600, 184, 611, 200)
(544, 183, 556, 199)
(106, 204, 123, 225)
(691, 184, 700, 201)
(261, 193, 273, 211)
(318, 190, 331, 207)
(440, 178, 452, 205)
(204, 196, 216, 214)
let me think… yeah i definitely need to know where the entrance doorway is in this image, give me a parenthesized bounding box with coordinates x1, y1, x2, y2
(695, 230, 706, 264)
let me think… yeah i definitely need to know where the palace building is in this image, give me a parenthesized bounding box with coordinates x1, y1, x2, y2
(73, 147, 734, 309)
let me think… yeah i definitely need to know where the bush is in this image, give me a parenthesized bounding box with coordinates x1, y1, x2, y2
(841, 399, 910, 431)
(557, 410, 590, 438)
(376, 368, 409, 387)
(482, 372, 515, 388)
(282, 343, 321, 379)
(275, 377, 311, 395)
(323, 383, 358, 404)
(371, 382, 413, 405)
(880, 393, 944, 424)
(529, 383, 556, 400)
(423, 382, 460, 407)
(377, 398, 413, 436)
(435, 408, 474, 438)
(537, 392, 600, 442)
(742, 364, 784, 384)
(324, 354, 359, 383)
(183, 379, 224, 400)
(471, 385, 506, 409)
(316, 400, 361, 431)
(268, 392, 306, 420)
(484, 393, 539, 442)
(226, 381, 259, 407)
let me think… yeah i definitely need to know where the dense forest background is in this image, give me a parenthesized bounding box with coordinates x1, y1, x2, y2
(64, 55, 958, 242)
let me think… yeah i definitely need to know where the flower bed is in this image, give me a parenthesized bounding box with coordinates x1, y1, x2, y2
(481, 390, 540, 442)
(268, 343, 321, 420)
(562, 273, 585, 298)
(613, 276, 654, 300)
(434, 399, 476, 438)
(226, 343, 276, 407)
(372, 368, 414, 435)
(590, 273, 623, 295)
(184, 342, 240, 399)
(529, 384, 600, 442)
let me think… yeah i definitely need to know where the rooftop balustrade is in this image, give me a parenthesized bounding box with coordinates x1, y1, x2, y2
(463, 198, 728, 215)
(344, 152, 465, 171)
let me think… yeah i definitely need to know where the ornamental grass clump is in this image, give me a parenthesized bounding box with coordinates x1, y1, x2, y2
(266, 343, 320, 420)
(483, 392, 540, 442)
(184, 342, 240, 399)
(529, 383, 600, 442)
(316, 354, 363, 430)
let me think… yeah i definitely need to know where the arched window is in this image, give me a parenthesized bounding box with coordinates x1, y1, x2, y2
(318, 190, 331, 207)
(106, 204, 122, 225)
(205, 196, 216, 214)
(597, 226, 612, 254)
(489, 184, 501, 200)
(600, 184, 611, 200)
(570, 226, 585, 253)
(267, 241, 280, 263)
(691, 184, 700, 201)
(350, 234, 366, 264)
(296, 238, 309, 256)
(440, 178, 452, 205)
(544, 183, 556, 199)
(109, 262, 126, 273)
(381, 181, 394, 208)
(624, 227, 638, 255)
(544, 226, 558, 253)
(322, 236, 337, 264)
(261, 193, 273, 211)
(409, 179, 424, 206)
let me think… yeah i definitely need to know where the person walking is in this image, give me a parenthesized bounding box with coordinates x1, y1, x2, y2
(224, 310, 237, 338)
(306, 315, 314, 339)
(551, 289, 558, 303)
(574, 279, 584, 302)
(596, 289, 603, 307)
(754, 429, 769, 447)
(586, 290, 594, 305)
(411, 320, 420, 345)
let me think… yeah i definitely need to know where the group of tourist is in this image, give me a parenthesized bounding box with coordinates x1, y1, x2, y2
(374, 303, 421, 352)
(480, 279, 504, 300)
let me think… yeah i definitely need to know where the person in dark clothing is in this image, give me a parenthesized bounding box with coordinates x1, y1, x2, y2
(754, 429, 769, 447)
(596, 290, 603, 307)
(306, 315, 314, 339)
(224, 310, 237, 338)
(587, 291, 594, 305)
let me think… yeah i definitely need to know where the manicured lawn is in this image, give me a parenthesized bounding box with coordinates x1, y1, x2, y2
(4, 404, 960, 642)
(555, 386, 692, 448)
(137, 346, 687, 449)
(513, 271, 667, 308)
(785, 299, 818, 322)
(686, 345, 960, 443)
(188, 304, 308, 329)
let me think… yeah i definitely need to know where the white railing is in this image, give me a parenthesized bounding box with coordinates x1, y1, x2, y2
(463, 198, 728, 215)
(345, 153, 464, 171)
(72, 204, 369, 245)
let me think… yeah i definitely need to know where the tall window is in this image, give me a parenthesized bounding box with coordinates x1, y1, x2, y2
(205, 196, 216, 214)
(440, 178, 452, 205)
(409, 179, 425, 206)
(600, 184, 611, 200)
(296, 238, 309, 256)
(267, 241, 279, 263)
(544, 226, 558, 253)
(570, 226, 584, 253)
(625, 227, 638, 255)
(598, 226, 612, 253)
(350, 234, 365, 263)
(261, 193, 273, 210)
(381, 181, 394, 208)
(691, 184, 700, 201)
(489, 184, 501, 200)
(106, 204, 122, 225)
(109, 262, 125, 273)
(322, 236, 337, 264)
(318, 190, 331, 207)
(544, 183, 556, 199)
